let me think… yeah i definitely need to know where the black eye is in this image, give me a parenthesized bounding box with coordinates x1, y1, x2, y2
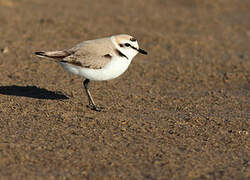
(119, 44, 124, 47)
(124, 43, 130, 47)
(130, 38, 137, 42)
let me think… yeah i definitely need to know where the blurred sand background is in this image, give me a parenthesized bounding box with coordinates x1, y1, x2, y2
(0, 0, 249, 179)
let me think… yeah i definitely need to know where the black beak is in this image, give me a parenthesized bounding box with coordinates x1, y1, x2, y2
(137, 48, 148, 55)
(131, 45, 148, 55)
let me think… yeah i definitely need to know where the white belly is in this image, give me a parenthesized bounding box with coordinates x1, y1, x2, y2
(60, 58, 131, 81)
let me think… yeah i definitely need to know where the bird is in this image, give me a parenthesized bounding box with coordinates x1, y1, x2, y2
(34, 34, 148, 111)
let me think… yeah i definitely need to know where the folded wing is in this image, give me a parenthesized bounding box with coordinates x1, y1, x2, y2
(35, 37, 116, 69)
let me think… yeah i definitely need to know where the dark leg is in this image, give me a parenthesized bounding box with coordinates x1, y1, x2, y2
(83, 79, 102, 112)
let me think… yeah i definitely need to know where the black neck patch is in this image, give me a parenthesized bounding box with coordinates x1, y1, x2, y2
(116, 49, 128, 59)
(103, 54, 112, 59)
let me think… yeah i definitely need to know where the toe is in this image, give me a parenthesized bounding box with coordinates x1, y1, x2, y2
(86, 104, 104, 112)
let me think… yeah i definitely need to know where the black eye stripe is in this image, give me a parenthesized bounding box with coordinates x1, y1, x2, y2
(120, 43, 131, 48)
(130, 38, 137, 42)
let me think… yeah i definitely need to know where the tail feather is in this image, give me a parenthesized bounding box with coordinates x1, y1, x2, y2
(34, 50, 73, 59)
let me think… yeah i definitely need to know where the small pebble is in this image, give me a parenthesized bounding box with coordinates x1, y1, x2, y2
(1, 47, 9, 54)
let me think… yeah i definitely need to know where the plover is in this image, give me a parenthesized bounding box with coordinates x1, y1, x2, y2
(35, 34, 148, 111)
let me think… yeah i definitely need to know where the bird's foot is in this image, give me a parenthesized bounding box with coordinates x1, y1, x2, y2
(86, 104, 104, 112)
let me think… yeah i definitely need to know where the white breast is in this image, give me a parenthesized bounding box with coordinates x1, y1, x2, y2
(60, 57, 131, 81)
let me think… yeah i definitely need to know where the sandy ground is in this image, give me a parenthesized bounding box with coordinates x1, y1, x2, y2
(0, 0, 249, 179)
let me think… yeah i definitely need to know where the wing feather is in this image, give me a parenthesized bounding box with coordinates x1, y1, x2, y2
(62, 37, 115, 69)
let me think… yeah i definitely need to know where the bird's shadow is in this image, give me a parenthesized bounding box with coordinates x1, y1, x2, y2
(0, 85, 68, 100)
